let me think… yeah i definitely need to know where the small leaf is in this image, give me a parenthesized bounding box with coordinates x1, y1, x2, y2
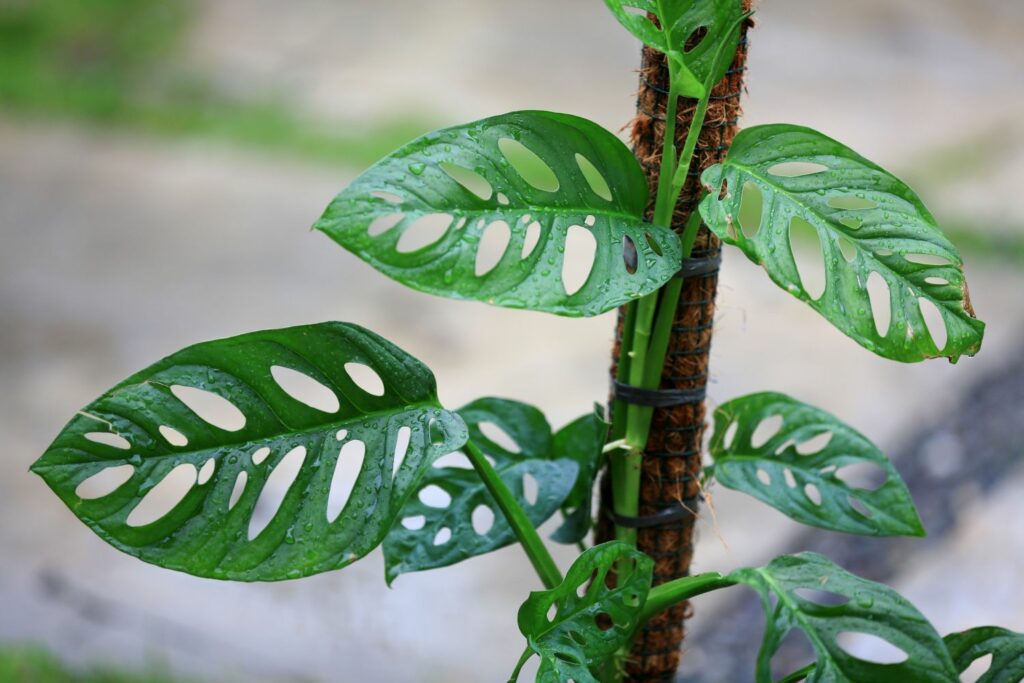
(730, 552, 959, 683)
(383, 398, 582, 582)
(315, 111, 682, 317)
(708, 392, 923, 537)
(944, 626, 1024, 682)
(31, 323, 468, 581)
(550, 406, 608, 544)
(603, 0, 746, 94)
(517, 541, 653, 682)
(700, 124, 984, 363)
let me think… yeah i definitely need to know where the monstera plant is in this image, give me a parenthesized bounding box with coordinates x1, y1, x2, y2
(32, 1, 1020, 681)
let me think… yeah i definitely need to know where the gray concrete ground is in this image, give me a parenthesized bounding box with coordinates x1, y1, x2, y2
(2, 0, 1023, 681)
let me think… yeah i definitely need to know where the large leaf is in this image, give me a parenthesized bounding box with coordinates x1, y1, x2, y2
(314, 110, 682, 317)
(382, 398, 580, 582)
(550, 407, 608, 544)
(944, 627, 1024, 683)
(731, 553, 958, 682)
(699, 124, 985, 362)
(31, 323, 468, 581)
(602, 0, 746, 96)
(516, 541, 653, 682)
(708, 392, 923, 537)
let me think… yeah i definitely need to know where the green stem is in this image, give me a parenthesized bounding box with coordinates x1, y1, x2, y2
(778, 664, 816, 683)
(639, 572, 736, 622)
(508, 647, 533, 682)
(464, 440, 562, 590)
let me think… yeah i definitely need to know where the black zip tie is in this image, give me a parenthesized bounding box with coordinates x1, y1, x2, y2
(611, 379, 706, 408)
(675, 253, 722, 279)
(606, 501, 697, 529)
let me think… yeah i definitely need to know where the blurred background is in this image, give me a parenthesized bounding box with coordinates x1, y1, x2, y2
(1, 0, 1023, 681)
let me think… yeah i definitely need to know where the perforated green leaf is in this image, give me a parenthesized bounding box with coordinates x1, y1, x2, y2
(314, 111, 682, 317)
(516, 541, 653, 682)
(602, 0, 746, 96)
(31, 323, 468, 581)
(944, 627, 1024, 682)
(550, 407, 607, 544)
(708, 393, 923, 537)
(731, 553, 958, 683)
(699, 124, 985, 363)
(382, 398, 579, 582)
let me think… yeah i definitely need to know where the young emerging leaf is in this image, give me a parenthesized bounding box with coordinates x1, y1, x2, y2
(943, 627, 1024, 682)
(708, 392, 923, 537)
(731, 553, 958, 683)
(516, 541, 653, 682)
(315, 111, 682, 317)
(602, 0, 747, 97)
(699, 124, 985, 363)
(31, 323, 468, 581)
(382, 398, 581, 582)
(550, 407, 608, 545)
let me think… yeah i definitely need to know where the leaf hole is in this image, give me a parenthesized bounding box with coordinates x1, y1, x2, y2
(839, 216, 864, 231)
(835, 462, 887, 491)
(756, 469, 772, 486)
(836, 632, 909, 665)
(645, 232, 663, 256)
(396, 213, 452, 253)
(684, 25, 709, 52)
(252, 446, 271, 465)
(961, 653, 993, 680)
(789, 217, 827, 300)
(84, 432, 130, 449)
(127, 463, 197, 527)
(751, 415, 784, 449)
(828, 195, 878, 210)
(248, 445, 306, 540)
(475, 220, 511, 277)
(75, 465, 134, 500)
(578, 569, 598, 598)
(575, 153, 612, 201)
(848, 496, 872, 518)
(768, 161, 828, 178)
(228, 471, 247, 510)
(521, 220, 542, 259)
(783, 468, 797, 488)
(479, 421, 520, 453)
(562, 224, 597, 296)
(170, 385, 246, 432)
(344, 362, 385, 396)
(547, 603, 558, 622)
(867, 271, 892, 337)
(393, 425, 411, 478)
(433, 451, 473, 469)
(159, 425, 188, 447)
(270, 366, 340, 414)
(623, 235, 639, 274)
(418, 484, 452, 509)
(367, 212, 404, 237)
(401, 515, 425, 530)
(439, 162, 493, 200)
(371, 191, 403, 204)
(718, 177, 730, 201)
(737, 182, 763, 238)
(905, 252, 952, 266)
(838, 237, 857, 263)
(433, 527, 452, 545)
(595, 612, 613, 632)
(498, 138, 559, 192)
(496, 192, 509, 205)
(722, 420, 739, 449)
(804, 483, 822, 506)
(925, 276, 949, 286)
(918, 297, 948, 352)
(336, 429, 349, 441)
(327, 440, 365, 522)
(197, 458, 216, 486)
(794, 588, 850, 606)
(523, 473, 539, 506)
(471, 504, 495, 535)
(795, 431, 833, 455)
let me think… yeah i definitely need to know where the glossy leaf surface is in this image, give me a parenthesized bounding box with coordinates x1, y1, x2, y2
(550, 407, 608, 544)
(32, 323, 467, 581)
(383, 398, 580, 582)
(602, 0, 746, 96)
(517, 541, 653, 682)
(699, 124, 984, 362)
(944, 627, 1024, 683)
(731, 553, 958, 683)
(708, 393, 923, 537)
(314, 111, 682, 317)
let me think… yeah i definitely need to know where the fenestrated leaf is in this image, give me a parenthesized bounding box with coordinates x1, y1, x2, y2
(944, 627, 1024, 682)
(699, 124, 985, 363)
(550, 407, 608, 544)
(730, 552, 959, 683)
(516, 541, 653, 682)
(602, 0, 746, 97)
(708, 392, 923, 537)
(314, 110, 682, 317)
(383, 398, 582, 582)
(31, 322, 468, 581)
